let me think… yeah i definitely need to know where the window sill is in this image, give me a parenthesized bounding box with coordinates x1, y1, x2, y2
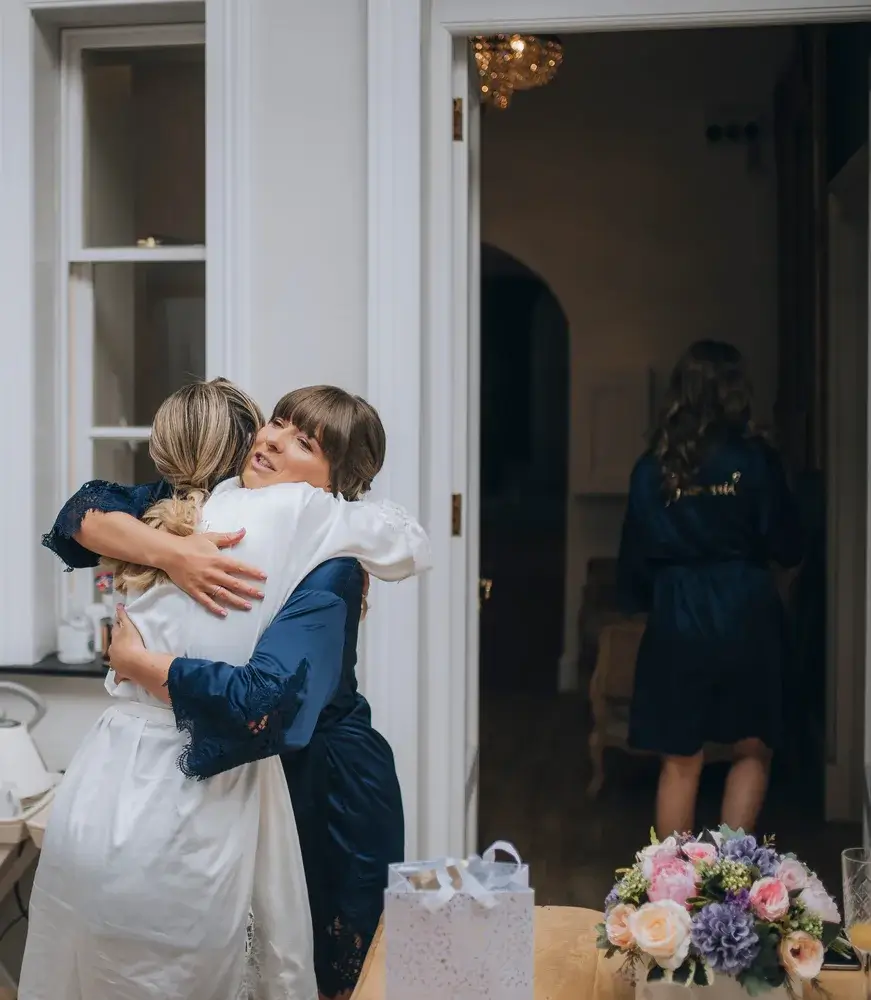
(0, 655, 107, 680)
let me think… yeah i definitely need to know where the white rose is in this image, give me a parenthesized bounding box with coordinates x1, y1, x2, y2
(775, 858, 809, 892)
(628, 900, 693, 971)
(799, 877, 840, 924)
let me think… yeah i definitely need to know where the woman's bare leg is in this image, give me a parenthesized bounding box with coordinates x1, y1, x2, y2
(720, 738, 771, 832)
(656, 752, 704, 838)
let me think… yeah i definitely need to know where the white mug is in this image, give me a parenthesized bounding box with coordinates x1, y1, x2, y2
(57, 618, 93, 664)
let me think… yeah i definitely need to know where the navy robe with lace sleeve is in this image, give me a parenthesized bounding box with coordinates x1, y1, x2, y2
(617, 434, 803, 757)
(43, 479, 405, 998)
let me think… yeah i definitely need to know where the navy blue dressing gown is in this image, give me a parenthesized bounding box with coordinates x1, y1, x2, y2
(617, 434, 803, 757)
(43, 479, 404, 998)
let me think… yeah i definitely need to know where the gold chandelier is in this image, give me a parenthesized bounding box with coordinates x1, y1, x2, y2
(472, 34, 563, 110)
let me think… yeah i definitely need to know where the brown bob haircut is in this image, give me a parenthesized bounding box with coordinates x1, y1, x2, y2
(270, 385, 386, 500)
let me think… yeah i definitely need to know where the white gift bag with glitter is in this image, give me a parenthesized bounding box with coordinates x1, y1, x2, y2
(384, 840, 534, 1000)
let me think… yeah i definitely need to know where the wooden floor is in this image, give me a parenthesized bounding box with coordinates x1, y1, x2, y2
(477, 690, 859, 911)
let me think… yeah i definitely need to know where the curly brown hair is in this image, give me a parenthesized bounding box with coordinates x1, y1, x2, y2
(651, 340, 758, 496)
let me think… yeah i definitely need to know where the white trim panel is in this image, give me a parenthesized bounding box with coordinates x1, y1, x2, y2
(206, 0, 253, 387)
(364, 0, 424, 860)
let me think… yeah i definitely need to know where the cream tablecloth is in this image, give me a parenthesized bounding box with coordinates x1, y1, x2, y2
(351, 906, 865, 1000)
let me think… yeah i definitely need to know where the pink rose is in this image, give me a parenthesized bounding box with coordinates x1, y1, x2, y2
(776, 858, 809, 891)
(749, 877, 790, 921)
(638, 837, 678, 879)
(683, 842, 717, 867)
(799, 878, 840, 924)
(605, 903, 636, 949)
(648, 858, 698, 908)
(779, 931, 825, 980)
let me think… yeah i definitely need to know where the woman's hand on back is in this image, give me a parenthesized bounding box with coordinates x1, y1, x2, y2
(161, 529, 267, 617)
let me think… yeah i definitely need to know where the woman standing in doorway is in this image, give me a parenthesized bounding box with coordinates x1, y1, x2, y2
(618, 341, 802, 837)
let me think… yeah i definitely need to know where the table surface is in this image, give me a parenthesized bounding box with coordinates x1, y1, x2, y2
(351, 906, 866, 1000)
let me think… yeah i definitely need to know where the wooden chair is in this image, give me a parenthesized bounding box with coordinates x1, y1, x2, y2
(587, 617, 647, 798)
(587, 618, 732, 798)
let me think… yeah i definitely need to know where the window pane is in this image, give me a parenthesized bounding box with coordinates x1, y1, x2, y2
(83, 45, 205, 247)
(92, 261, 205, 426)
(93, 439, 160, 487)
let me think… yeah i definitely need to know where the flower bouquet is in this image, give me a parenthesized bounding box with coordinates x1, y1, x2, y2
(596, 826, 846, 997)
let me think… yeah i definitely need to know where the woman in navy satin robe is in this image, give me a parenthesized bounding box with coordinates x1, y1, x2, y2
(617, 341, 802, 838)
(45, 492, 403, 999)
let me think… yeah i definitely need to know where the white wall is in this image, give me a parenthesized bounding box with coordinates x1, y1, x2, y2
(248, 0, 369, 405)
(479, 28, 793, 681)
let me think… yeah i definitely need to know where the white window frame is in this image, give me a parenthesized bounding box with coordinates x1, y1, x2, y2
(0, 0, 253, 665)
(367, 0, 871, 862)
(60, 22, 207, 618)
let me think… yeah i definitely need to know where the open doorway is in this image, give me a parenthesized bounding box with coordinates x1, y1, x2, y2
(478, 244, 569, 696)
(473, 24, 866, 907)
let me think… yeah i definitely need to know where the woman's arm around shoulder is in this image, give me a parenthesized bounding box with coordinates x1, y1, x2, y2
(109, 558, 363, 778)
(280, 484, 432, 583)
(42, 480, 171, 570)
(44, 478, 267, 614)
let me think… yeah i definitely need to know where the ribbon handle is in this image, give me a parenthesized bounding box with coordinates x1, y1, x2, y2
(419, 858, 498, 912)
(478, 840, 524, 890)
(482, 840, 522, 870)
(398, 841, 526, 912)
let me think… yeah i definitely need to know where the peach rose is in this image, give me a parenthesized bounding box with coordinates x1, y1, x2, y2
(629, 900, 693, 970)
(779, 931, 825, 981)
(605, 903, 636, 949)
(683, 842, 718, 867)
(775, 858, 809, 892)
(749, 877, 790, 921)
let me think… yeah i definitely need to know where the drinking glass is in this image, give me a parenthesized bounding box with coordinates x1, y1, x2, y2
(842, 847, 871, 997)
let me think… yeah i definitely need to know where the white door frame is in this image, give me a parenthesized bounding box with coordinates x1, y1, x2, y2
(368, 0, 871, 859)
(0, 0, 252, 664)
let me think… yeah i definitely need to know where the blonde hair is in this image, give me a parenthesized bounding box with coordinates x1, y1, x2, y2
(105, 378, 264, 593)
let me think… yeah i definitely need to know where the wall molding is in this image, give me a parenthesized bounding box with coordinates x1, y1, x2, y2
(206, 0, 253, 389)
(365, 0, 424, 859)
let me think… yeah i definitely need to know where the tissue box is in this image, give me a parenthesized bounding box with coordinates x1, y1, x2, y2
(384, 840, 534, 1000)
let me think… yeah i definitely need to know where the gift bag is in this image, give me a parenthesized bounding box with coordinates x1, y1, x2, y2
(385, 840, 534, 1000)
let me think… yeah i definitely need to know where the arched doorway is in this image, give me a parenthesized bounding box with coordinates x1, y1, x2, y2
(477, 244, 571, 854)
(478, 244, 569, 695)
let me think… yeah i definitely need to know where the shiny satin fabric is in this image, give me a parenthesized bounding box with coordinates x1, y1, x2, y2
(18, 701, 313, 1000)
(617, 433, 803, 757)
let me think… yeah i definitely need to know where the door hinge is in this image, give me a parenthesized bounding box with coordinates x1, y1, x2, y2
(452, 493, 463, 536)
(453, 97, 463, 141)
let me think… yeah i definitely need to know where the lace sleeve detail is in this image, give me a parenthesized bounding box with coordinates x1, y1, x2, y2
(166, 588, 347, 780)
(167, 659, 310, 780)
(42, 479, 168, 571)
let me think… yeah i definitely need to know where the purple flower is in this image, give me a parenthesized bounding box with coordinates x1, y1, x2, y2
(721, 836, 778, 877)
(605, 886, 620, 910)
(725, 889, 751, 910)
(691, 902, 760, 975)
